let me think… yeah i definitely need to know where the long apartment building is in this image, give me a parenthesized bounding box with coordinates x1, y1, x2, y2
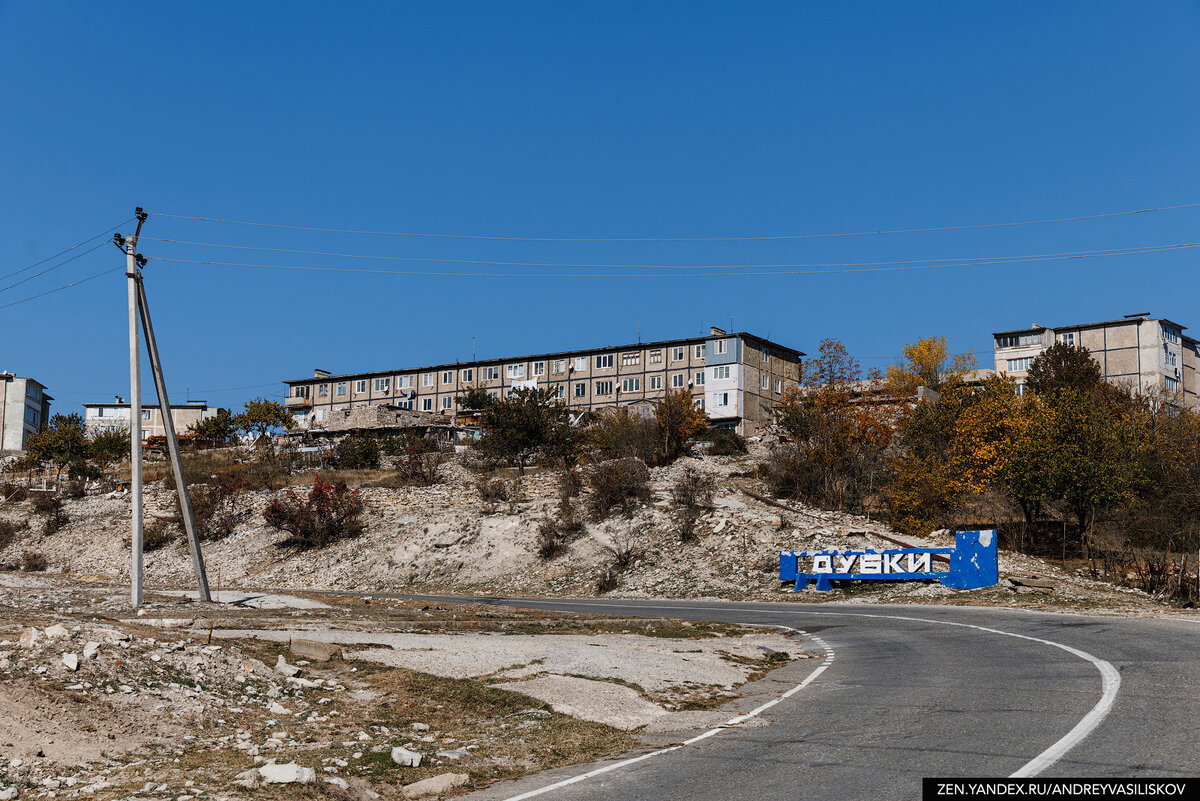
(83, 397, 220, 440)
(283, 328, 803, 437)
(993, 313, 1198, 406)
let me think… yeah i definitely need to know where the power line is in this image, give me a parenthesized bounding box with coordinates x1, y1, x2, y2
(146, 201, 1200, 242)
(152, 242, 1200, 279)
(146, 236, 1197, 270)
(0, 266, 123, 311)
(0, 218, 135, 281)
(0, 241, 110, 294)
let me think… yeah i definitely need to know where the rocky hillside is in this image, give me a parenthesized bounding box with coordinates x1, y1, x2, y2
(0, 445, 1170, 614)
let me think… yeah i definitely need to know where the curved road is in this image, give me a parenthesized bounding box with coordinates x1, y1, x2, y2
(363, 597, 1200, 801)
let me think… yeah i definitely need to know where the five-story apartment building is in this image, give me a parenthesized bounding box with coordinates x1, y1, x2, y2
(283, 328, 802, 437)
(993, 313, 1198, 407)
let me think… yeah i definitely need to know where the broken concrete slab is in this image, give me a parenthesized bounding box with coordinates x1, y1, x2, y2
(290, 638, 342, 662)
(402, 773, 469, 798)
(391, 747, 422, 767)
(258, 762, 316, 784)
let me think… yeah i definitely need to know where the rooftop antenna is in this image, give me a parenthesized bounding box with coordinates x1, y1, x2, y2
(637, 322, 641, 344)
(472, 336, 476, 362)
(730, 315, 735, 334)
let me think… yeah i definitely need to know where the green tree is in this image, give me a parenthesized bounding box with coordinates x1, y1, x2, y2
(188, 408, 238, 446)
(456, 386, 494, 411)
(24, 413, 88, 476)
(477, 388, 577, 473)
(233, 398, 294, 444)
(87, 428, 129, 467)
(1024, 343, 1104, 399)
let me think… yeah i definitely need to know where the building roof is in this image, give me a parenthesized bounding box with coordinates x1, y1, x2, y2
(83, 401, 211, 409)
(993, 316, 1193, 340)
(283, 331, 804, 385)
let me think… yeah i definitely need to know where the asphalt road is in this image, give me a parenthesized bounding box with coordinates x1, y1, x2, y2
(353, 596, 1200, 801)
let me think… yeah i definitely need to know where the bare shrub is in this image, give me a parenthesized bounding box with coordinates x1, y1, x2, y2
(536, 498, 586, 560)
(31, 493, 68, 535)
(477, 477, 523, 512)
(0, 483, 29, 503)
(670, 467, 716, 542)
(706, 428, 748, 456)
(394, 447, 444, 487)
(264, 475, 365, 550)
(143, 516, 182, 552)
(594, 568, 620, 594)
(586, 458, 651, 520)
(588, 408, 660, 464)
(559, 468, 582, 500)
(0, 518, 28, 550)
(602, 529, 642, 569)
(62, 479, 86, 499)
(21, 550, 48, 572)
(192, 475, 246, 541)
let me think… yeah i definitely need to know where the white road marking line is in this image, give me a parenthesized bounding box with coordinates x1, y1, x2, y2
(504, 600, 1121, 782)
(494, 624, 835, 801)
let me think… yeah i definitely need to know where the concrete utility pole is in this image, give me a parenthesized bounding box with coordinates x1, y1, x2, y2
(122, 207, 211, 607)
(126, 217, 144, 607)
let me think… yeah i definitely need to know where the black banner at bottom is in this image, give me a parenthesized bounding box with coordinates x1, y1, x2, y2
(923, 779, 1198, 800)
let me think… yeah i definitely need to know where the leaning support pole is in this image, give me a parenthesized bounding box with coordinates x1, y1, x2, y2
(135, 276, 211, 601)
(126, 239, 143, 607)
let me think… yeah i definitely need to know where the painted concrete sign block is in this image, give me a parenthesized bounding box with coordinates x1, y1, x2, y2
(780, 530, 998, 592)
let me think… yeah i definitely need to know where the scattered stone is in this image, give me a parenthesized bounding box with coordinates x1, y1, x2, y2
(17, 628, 38, 649)
(325, 777, 350, 790)
(62, 653, 79, 671)
(391, 747, 422, 767)
(410, 722, 430, 731)
(83, 641, 100, 660)
(290, 638, 341, 662)
(401, 773, 469, 798)
(43, 623, 69, 639)
(258, 762, 316, 784)
(436, 749, 468, 761)
(269, 701, 291, 715)
(275, 655, 301, 678)
(0, 787, 17, 800)
(232, 769, 260, 789)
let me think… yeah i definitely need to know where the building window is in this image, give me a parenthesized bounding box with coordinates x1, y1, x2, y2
(1165, 376, 1180, 393)
(1058, 332, 1076, 346)
(336, 382, 347, 396)
(650, 375, 663, 390)
(142, 410, 152, 420)
(574, 382, 586, 397)
(574, 357, 587, 371)
(553, 384, 565, 399)
(595, 354, 614, 369)
(24, 408, 38, 426)
(714, 339, 728, 355)
(649, 349, 662, 364)
(774, 379, 782, 393)
(461, 368, 474, 383)
(354, 380, 367, 393)
(374, 378, 391, 393)
(443, 371, 454, 384)
(1163, 324, 1181, 344)
(595, 380, 614, 395)
(397, 400, 413, 410)
(996, 332, 1044, 349)
(553, 360, 566, 373)
(762, 347, 769, 362)
(294, 386, 309, 398)
(621, 378, 641, 392)
(533, 361, 545, 376)
(672, 347, 685, 361)
(672, 374, 685, 388)
(315, 408, 327, 422)
(717, 392, 729, 407)
(318, 384, 328, 397)
(422, 398, 433, 411)
(442, 396, 453, 410)
(482, 366, 499, 381)
(1006, 357, 1034, 372)
(507, 364, 525, 379)
(622, 352, 639, 367)
(488, 391, 499, 400)
(1164, 345, 1178, 367)
(695, 371, 705, 385)
(713, 366, 731, 380)
(694, 344, 704, 359)
(698, 398, 705, 410)
(422, 373, 434, 387)
(761, 374, 769, 389)
(397, 375, 414, 389)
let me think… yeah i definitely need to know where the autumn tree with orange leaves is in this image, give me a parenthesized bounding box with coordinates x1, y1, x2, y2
(765, 339, 895, 512)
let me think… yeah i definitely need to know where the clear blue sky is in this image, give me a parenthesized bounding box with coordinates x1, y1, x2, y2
(3, 1, 1199, 415)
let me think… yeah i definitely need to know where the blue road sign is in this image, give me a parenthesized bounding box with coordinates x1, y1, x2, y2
(780, 530, 998, 592)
